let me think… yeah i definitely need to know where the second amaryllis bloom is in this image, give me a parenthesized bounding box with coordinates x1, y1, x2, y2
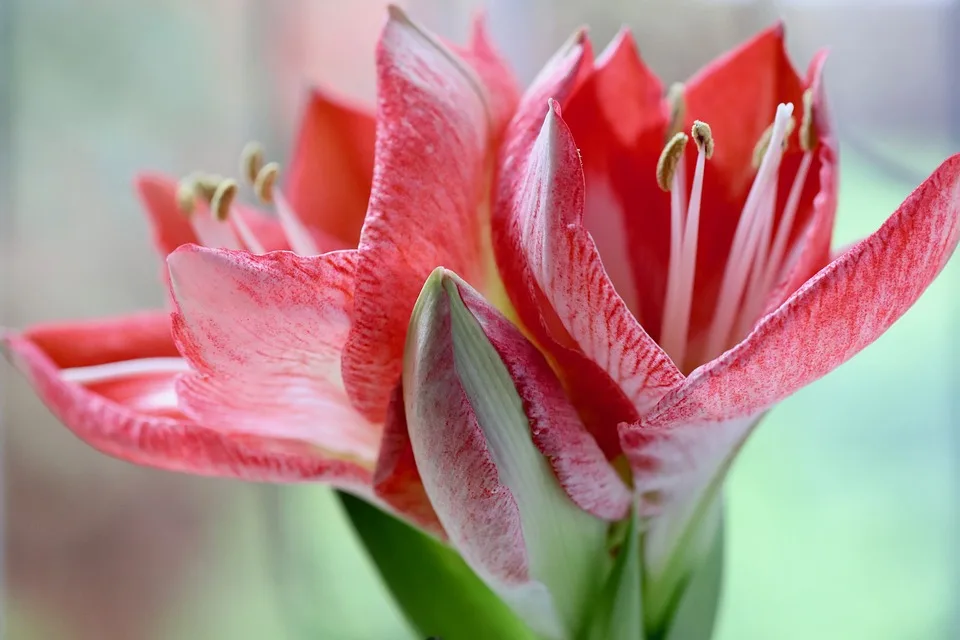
(6, 6, 960, 639)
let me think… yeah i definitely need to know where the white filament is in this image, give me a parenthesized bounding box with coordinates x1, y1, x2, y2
(273, 189, 321, 255)
(660, 145, 706, 369)
(702, 103, 794, 361)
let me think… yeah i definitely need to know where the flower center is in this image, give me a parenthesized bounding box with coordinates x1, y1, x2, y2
(175, 142, 320, 255)
(656, 91, 817, 371)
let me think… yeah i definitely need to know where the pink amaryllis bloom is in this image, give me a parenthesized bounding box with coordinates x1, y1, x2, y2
(3, 85, 377, 489)
(7, 7, 960, 639)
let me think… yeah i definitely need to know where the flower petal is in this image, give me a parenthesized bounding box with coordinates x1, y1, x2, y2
(3, 329, 371, 488)
(372, 381, 445, 536)
(22, 311, 179, 368)
(343, 8, 496, 422)
(450, 14, 521, 138)
(496, 97, 683, 456)
(403, 269, 612, 639)
(563, 29, 669, 329)
(168, 245, 380, 465)
(285, 89, 376, 249)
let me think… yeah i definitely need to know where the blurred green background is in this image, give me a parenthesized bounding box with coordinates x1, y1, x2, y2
(2, 0, 957, 638)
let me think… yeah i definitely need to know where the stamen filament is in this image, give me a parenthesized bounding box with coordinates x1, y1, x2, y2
(760, 150, 814, 298)
(273, 189, 321, 255)
(660, 121, 712, 368)
(60, 357, 192, 384)
(703, 103, 794, 360)
(227, 206, 268, 254)
(658, 133, 689, 362)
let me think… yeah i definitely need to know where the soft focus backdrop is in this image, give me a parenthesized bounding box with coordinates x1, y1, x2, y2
(2, 0, 958, 638)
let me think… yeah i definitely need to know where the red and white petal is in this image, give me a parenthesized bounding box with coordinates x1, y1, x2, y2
(3, 330, 371, 489)
(285, 89, 376, 249)
(496, 99, 683, 456)
(343, 8, 496, 422)
(168, 246, 380, 465)
(402, 269, 611, 639)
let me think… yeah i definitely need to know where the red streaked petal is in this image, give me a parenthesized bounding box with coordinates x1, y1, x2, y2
(496, 99, 683, 456)
(285, 89, 376, 249)
(343, 9, 494, 422)
(3, 333, 373, 489)
(457, 280, 631, 521)
(168, 246, 380, 464)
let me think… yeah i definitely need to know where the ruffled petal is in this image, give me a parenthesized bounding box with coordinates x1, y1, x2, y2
(3, 328, 371, 488)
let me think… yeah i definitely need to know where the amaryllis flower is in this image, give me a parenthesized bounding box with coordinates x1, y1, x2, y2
(7, 7, 960, 640)
(2, 83, 376, 486)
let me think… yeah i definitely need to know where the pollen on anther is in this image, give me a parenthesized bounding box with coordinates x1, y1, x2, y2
(656, 132, 689, 191)
(240, 142, 265, 184)
(691, 120, 714, 159)
(210, 179, 238, 222)
(254, 162, 280, 203)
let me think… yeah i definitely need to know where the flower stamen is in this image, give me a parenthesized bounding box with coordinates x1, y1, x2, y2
(210, 179, 238, 222)
(174, 172, 244, 250)
(660, 121, 713, 369)
(703, 102, 794, 361)
(756, 90, 818, 303)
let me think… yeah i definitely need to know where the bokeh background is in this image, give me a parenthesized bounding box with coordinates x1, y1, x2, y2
(2, 0, 958, 638)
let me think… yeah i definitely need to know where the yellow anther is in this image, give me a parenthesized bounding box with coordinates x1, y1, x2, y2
(656, 132, 689, 192)
(210, 179, 238, 222)
(666, 83, 686, 139)
(240, 142, 265, 185)
(254, 162, 280, 203)
(691, 120, 714, 159)
(799, 89, 816, 152)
